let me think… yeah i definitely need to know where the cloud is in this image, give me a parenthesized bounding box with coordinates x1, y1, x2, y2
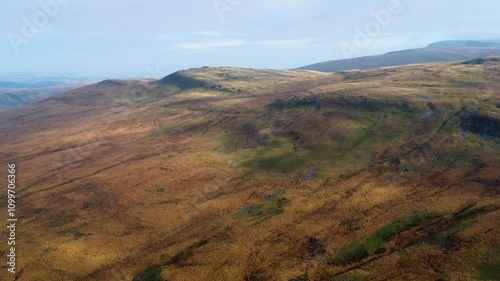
(253, 38, 316, 48)
(173, 39, 246, 49)
(193, 31, 222, 37)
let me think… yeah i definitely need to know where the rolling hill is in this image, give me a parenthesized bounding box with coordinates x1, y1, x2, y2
(297, 41, 500, 72)
(0, 59, 499, 281)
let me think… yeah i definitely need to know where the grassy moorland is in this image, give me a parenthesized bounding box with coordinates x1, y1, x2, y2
(0, 59, 499, 281)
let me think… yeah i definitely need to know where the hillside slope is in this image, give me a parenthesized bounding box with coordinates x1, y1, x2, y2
(297, 46, 500, 72)
(0, 60, 499, 281)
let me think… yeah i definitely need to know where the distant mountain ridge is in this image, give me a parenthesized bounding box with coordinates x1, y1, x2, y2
(297, 40, 500, 72)
(0, 81, 64, 89)
(427, 40, 500, 48)
(0, 82, 92, 110)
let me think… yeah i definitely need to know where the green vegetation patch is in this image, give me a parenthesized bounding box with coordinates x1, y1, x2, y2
(336, 121, 378, 158)
(329, 205, 498, 267)
(472, 251, 500, 280)
(159, 254, 170, 262)
(249, 151, 302, 172)
(233, 190, 287, 222)
(370, 211, 437, 243)
(242, 140, 307, 175)
(134, 239, 210, 281)
(134, 266, 167, 281)
(395, 99, 418, 119)
(238, 96, 493, 178)
(328, 242, 371, 266)
(240, 119, 381, 176)
(329, 212, 437, 266)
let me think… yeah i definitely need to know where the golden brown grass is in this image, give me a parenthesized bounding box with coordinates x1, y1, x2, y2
(0, 60, 499, 281)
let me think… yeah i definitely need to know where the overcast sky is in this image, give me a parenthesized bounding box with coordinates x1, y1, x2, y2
(1, 0, 499, 79)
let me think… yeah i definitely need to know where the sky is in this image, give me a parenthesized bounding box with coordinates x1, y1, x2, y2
(1, 0, 499, 79)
